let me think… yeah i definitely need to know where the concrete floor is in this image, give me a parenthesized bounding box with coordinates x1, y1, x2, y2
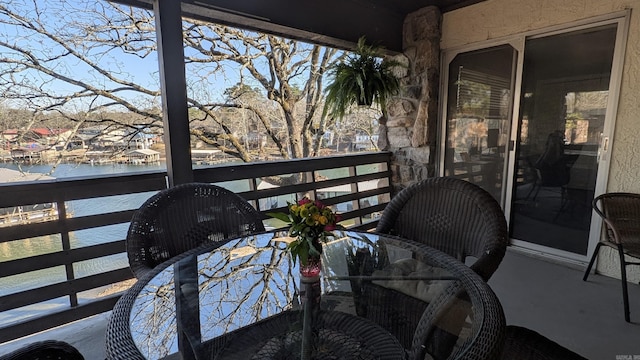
(489, 249, 640, 359)
(1, 248, 639, 359)
(0, 312, 110, 359)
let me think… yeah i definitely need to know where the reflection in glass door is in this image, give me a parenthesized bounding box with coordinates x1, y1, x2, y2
(510, 25, 617, 255)
(442, 45, 517, 203)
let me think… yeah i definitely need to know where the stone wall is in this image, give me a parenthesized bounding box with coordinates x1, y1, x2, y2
(379, 6, 441, 194)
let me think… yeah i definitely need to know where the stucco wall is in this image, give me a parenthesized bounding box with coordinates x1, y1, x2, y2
(442, 0, 640, 281)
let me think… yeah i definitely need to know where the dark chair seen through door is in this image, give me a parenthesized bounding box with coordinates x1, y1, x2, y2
(527, 131, 570, 201)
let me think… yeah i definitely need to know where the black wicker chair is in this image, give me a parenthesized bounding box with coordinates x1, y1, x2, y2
(500, 326, 587, 360)
(376, 176, 508, 281)
(0, 340, 84, 360)
(584, 192, 640, 322)
(408, 247, 506, 360)
(372, 177, 507, 351)
(126, 182, 265, 278)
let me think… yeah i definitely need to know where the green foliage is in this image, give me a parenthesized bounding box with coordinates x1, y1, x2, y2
(323, 37, 402, 119)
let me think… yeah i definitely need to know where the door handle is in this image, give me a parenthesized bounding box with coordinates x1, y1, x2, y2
(598, 136, 609, 162)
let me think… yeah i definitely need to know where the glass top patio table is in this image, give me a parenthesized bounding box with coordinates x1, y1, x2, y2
(105, 230, 505, 360)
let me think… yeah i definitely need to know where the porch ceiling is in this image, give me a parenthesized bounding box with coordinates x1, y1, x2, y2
(109, 0, 486, 52)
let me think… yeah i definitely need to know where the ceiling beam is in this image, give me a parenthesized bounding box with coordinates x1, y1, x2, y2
(109, 0, 485, 52)
(182, 0, 404, 51)
(109, 0, 405, 52)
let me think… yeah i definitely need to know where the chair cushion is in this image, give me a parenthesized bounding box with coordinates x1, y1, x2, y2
(371, 258, 448, 302)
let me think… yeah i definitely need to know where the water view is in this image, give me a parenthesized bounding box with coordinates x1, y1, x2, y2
(0, 162, 171, 325)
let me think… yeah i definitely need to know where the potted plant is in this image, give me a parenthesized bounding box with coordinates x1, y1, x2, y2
(323, 37, 402, 119)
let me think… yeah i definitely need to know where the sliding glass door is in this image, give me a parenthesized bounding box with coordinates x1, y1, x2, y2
(441, 18, 626, 260)
(510, 24, 617, 255)
(441, 45, 517, 203)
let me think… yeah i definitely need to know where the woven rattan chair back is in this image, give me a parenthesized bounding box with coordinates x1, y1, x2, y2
(376, 177, 508, 281)
(126, 182, 265, 278)
(583, 192, 640, 322)
(0, 340, 84, 360)
(500, 326, 587, 360)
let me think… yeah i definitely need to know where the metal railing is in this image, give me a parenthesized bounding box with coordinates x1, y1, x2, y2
(0, 152, 392, 343)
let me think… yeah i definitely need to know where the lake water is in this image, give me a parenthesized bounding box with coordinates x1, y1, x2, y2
(0, 162, 174, 324)
(0, 161, 167, 178)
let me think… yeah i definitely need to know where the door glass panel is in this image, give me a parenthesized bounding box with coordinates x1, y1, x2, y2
(444, 45, 516, 202)
(510, 25, 617, 255)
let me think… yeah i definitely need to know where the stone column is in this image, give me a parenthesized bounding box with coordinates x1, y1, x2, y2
(379, 6, 441, 193)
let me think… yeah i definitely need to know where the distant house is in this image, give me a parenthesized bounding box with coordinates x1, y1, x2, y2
(0, 129, 18, 150)
(79, 125, 156, 150)
(63, 135, 88, 150)
(125, 149, 160, 164)
(24, 128, 73, 146)
(1, 129, 18, 142)
(128, 131, 155, 150)
(354, 133, 379, 150)
(2, 128, 73, 149)
(10, 146, 44, 162)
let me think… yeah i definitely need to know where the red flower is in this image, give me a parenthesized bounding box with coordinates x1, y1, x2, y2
(324, 224, 336, 231)
(298, 198, 312, 205)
